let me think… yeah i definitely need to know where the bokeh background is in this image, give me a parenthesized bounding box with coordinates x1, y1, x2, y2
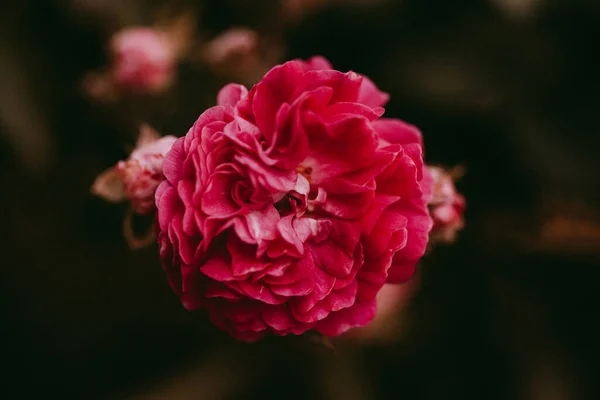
(2, 0, 600, 399)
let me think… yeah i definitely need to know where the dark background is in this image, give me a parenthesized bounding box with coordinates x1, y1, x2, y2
(1, 0, 599, 398)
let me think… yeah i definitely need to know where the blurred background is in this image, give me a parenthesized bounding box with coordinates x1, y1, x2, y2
(1, 0, 600, 398)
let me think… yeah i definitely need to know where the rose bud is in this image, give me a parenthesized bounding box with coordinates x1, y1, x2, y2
(92, 124, 177, 248)
(427, 166, 466, 244)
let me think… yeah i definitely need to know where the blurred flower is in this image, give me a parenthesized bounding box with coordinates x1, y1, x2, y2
(427, 166, 466, 244)
(92, 124, 177, 214)
(200, 27, 282, 86)
(83, 12, 196, 100)
(92, 124, 176, 248)
(109, 27, 175, 93)
(156, 56, 432, 341)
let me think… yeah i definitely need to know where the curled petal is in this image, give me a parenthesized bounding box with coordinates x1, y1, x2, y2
(358, 76, 390, 108)
(301, 56, 333, 71)
(386, 202, 433, 283)
(200, 253, 235, 281)
(253, 61, 305, 140)
(217, 83, 248, 107)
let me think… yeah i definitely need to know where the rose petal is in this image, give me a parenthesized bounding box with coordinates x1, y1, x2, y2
(357, 76, 390, 108)
(217, 83, 248, 107)
(373, 118, 423, 147)
(315, 300, 376, 336)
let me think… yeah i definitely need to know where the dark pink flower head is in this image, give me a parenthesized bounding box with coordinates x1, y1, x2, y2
(156, 56, 433, 341)
(110, 27, 175, 92)
(427, 166, 466, 244)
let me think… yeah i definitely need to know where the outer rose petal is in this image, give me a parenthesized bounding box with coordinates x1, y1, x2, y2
(298, 56, 389, 109)
(421, 166, 435, 204)
(386, 200, 433, 283)
(373, 118, 424, 147)
(217, 83, 248, 107)
(162, 137, 186, 184)
(358, 76, 390, 108)
(305, 115, 380, 183)
(300, 56, 333, 71)
(315, 300, 377, 336)
(252, 61, 305, 140)
(207, 300, 268, 342)
(261, 305, 313, 333)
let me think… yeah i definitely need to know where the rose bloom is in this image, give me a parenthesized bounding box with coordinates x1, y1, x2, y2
(156, 56, 433, 340)
(110, 27, 175, 92)
(92, 125, 177, 215)
(427, 166, 466, 244)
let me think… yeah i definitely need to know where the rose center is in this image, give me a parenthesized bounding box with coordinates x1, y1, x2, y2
(232, 180, 252, 206)
(296, 165, 313, 183)
(274, 190, 307, 215)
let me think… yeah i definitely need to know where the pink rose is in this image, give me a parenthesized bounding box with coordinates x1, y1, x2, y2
(92, 125, 177, 215)
(427, 166, 466, 244)
(156, 56, 433, 341)
(110, 28, 175, 92)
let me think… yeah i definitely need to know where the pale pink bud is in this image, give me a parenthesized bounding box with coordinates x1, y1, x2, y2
(427, 166, 466, 244)
(92, 124, 177, 215)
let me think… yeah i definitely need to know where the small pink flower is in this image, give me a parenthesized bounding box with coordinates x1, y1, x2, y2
(110, 28, 175, 92)
(426, 166, 466, 244)
(92, 124, 177, 215)
(156, 56, 433, 341)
